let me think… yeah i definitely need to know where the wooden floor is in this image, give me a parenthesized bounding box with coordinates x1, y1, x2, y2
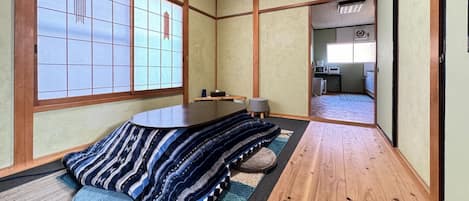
(268, 121, 429, 201)
(311, 94, 375, 124)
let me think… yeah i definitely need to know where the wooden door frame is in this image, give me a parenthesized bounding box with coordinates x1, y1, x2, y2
(430, 0, 445, 200)
(392, 0, 399, 147)
(309, 2, 378, 127)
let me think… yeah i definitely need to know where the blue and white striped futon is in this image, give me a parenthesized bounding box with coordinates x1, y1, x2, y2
(63, 111, 280, 201)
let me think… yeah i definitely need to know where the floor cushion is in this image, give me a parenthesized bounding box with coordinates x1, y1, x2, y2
(237, 148, 277, 173)
(73, 186, 133, 201)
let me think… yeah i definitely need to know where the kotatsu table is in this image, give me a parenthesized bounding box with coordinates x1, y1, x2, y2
(130, 101, 247, 128)
(65, 101, 279, 201)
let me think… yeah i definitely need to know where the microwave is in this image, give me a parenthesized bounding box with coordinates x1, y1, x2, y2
(328, 67, 341, 74)
(315, 66, 328, 74)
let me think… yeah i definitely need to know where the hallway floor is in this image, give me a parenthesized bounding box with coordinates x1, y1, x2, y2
(311, 93, 375, 124)
(269, 121, 429, 201)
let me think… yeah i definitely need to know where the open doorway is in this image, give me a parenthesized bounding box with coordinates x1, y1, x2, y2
(310, 0, 376, 125)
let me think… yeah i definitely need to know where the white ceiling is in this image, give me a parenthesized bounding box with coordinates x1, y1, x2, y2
(311, 0, 375, 29)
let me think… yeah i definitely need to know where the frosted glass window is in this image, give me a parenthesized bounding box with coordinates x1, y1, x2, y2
(172, 21, 182, 37)
(93, 67, 113, 89)
(354, 42, 376, 63)
(115, 0, 130, 6)
(149, 0, 161, 14)
(114, 24, 131, 45)
(93, 0, 113, 21)
(39, 0, 67, 11)
(68, 40, 92, 65)
(172, 36, 182, 52)
(172, 5, 182, 21)
(172, 68, 182, 83)
(114, 67, 131, 87)
(149, 49, 161, 66)
(172, 52, 182, 67)
(135, 9, 148, 29)
(161, 67, 172, 85)
(149, 13, 161, 32)
(149, 31, 161, 49)
(93, 43, 113, 66)
(37, 0, 131, 100)
(135, 0, 148, 10)
(161, 50, 172, 67)
(38, 8, 67, 38)
(114, 45, 131, 65)
(38, 65, 67, 93)
(135, 47, 148, 66)
(134, 28, 148, 47)
(134, 67, 148, 91)
(93, 20, 113, 43)
(327, 43, 353, 63)
(38, 36, 67, 64)
(67, 14, 91, 41)
(68, 65, 92, 90)
(161, 1, 172, 16)
(67, 0, 91, 17)
(133, 0, 183, 91)
(37, 0, 182, 100)
(114, 3, 131, 26)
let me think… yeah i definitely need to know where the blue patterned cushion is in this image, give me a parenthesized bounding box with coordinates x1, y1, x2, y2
(73, 186, 133, 201)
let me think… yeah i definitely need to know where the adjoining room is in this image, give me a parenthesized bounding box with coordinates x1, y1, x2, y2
(310, 0, 376, 124)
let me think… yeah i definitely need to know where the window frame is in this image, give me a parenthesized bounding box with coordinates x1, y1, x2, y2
(33, 0, 186, 112)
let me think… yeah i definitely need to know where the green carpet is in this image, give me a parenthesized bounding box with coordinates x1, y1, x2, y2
(220, 133, 290, 201)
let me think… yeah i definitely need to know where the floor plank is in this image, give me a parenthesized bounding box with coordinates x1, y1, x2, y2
(268, 121, 429, 201)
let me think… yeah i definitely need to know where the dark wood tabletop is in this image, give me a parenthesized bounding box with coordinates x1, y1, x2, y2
(130, 101, 247, 128)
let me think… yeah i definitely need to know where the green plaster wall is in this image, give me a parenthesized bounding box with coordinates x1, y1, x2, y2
(189, 0, 216, 17)
(33, 95, 182, 158)
(445, 0, 469, 200)
(398, 0, 430, 185)
(376, 0, 394, 141)
(0, 0, 14, 169)
(217, 15, 253, 99)
(189, 10, 216, 101)
(259, 7, 309, 116)
(217, 0, 253, 17)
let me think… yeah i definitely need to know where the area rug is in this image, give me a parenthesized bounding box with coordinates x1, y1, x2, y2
(57, 129, 292, 201)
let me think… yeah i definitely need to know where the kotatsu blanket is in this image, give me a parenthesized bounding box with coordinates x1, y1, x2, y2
(63, 111, 280, 201)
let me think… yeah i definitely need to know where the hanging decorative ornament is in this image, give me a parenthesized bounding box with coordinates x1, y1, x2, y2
(163, 11, 170, 39)
(74, 0, 86, 24)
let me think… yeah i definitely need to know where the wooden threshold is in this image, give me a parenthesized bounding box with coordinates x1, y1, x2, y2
(269, 113, 311, 121)
(310, 116, 376, 128)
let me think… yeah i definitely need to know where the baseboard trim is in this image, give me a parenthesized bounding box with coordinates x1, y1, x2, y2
(376, 124, 393, 146)
(0, 143, 91, 179)
(394, 149, 431, 195)
(375, 127, 430, 196)
(309, 116, 376, 128)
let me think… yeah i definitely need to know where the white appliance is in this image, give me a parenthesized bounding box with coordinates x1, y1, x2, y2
(315, 66, 328, 74)
(312, 78, 327, 96)
(328, 66, 341, 74)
